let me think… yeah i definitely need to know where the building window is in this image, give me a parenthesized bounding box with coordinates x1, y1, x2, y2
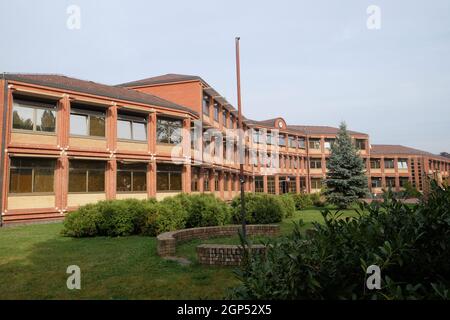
(70, 107, 106, 137)
(311, 178, 322, 189)
(398, 159, 408, 169)
(399, 177, 410, 187)
(310, 158, 322, 169)
(252, 130, 260, 144)
(229, 114, 234, 128)
(288, 136, 297, 148)
(288, 178, 297, 193)
(117, 115, 147, 141)
(203, 170, 210, 191)
(355, 139, 366, 150)
(12, 99, 56, 133)
(156, 117, 182, 144)
(298, 137, 306, 149)
(278, 135, 286, 146)
(267, 176, 275, 194)
(69, 160, 105, 193)
(370, 159, 381, 169)
(9, 158, 55, 193)
(156, 164, 182, 192)
(202, 95, 210, 115)
(309, 139, 321, 149)
(254, 176, 264, 193)
(384, 159, 395, 169)
(117, 163, 147, 192)
(385, 177, 396, 188)
(266, 132, 273, 145)
(191, 167, 200, 192)
(371, 177, 382, 188)
(214, 173, 219, 191)
(213, 103, 220, 122)
(222, 110, 228, 127)
(324, 138, 335, 150)
(224, 173, 229, 191)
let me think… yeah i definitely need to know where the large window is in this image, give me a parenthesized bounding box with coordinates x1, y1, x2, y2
(255, 176, 264, 193)
(202, 95, 210, 115)
(398, 159, 408, 169)
(288, 178, 297, 193)
(267, 176, 275, 194)
(386, 177, 396, 188)
(370, 159, 381, 169)
(156, 117, 182, 144)
(191, 167, 200, 192)
(69, 160, 105, 192)
(310, 158, 322, 169)
(311, 178, 322, 189)
(213, 103, 220, 121)
(203, 170, 210, 191)
(9, 158, 55, 193)
(298, 137, 306, 149)
(117, 114, 147, 141)
(156, 164, 182, 191)
(355, 139, 366, 150)
(384, 159, 395, 169)
(324, 138, 335, 150)
(309, 139, 321, 149)
(288, 136, 297, 148)
(12, 99, 56, 133)
(222, 110, 228, 127)
(70, 107, 105, 137)
(214, 173, 219, 191)
(371, 177, 382, 188)
(117, 163, 147, 192)
(278, 135, 286, 147)
(399, 177, 410, 187)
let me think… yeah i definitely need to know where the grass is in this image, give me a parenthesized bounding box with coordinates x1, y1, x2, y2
(0, 207, 359, 299)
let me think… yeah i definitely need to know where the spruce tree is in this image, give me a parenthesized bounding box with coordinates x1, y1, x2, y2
(324, 122, 368, 208)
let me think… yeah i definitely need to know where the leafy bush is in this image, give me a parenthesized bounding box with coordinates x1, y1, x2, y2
(231, 193, 283, 224)
(309, 192, 326, 207)
(62, 204, 104, 237)
(290, 193, 313, 210)
(230, 182, 450, 300)
(278, 194, 295, 218)
(181, 193, 232, 228)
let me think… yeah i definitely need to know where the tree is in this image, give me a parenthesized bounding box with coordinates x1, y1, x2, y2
(440, 152, 450, 159)
(323, 122, 368, 208)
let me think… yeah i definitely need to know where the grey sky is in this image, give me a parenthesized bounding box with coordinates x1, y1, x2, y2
(1, 0, 449, 153)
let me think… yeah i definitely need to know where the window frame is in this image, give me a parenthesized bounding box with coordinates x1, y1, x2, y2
(156, 164, 182, 192)
(310, 158, 322, 169)
(12, 99, 57, 134)
(309, 139, 321, 149)
(68, 160, 106, 193)
(156, 117, 183, 145)
(117, 114, 147, 142)
(116, 163, 147, 193)
(202, 95, 210, 116)
(70, 107, 106, 138)
(9, 157, 56, 195)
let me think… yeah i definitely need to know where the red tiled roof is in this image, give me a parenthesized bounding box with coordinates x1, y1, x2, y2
(287, 125, 368, 136)
(117, 73, 203, 87)
(3, 73, 197, 115)
(371, 144, 448, 161)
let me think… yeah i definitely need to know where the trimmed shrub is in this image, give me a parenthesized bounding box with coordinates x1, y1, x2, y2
(182, 193, 232, 228)
(278, 194, 295, 218)
(231, 193, 283, 224)
(310, 192, 326, 207)
(62, 204, 104, 237)
(290, 193, 313, 210)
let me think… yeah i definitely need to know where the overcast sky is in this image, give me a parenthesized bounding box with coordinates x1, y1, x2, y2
(1, 0, 449, 153)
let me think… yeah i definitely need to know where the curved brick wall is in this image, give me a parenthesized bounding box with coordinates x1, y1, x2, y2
(156, 224, 279, 256)
(197, 244, 267, 266)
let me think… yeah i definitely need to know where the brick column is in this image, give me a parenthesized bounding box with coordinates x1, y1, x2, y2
(219, 171, 224, 198)
(106, 159, 117, 200)
(275, 175, 280, 195)
(209, 169, 215, 193)
(56, 95, 70, 212)
(148, 161, 157, 198)
(296, 176, 300, 194)
(183, 163, 191, 194)
(380, 157, 386, 188)
(263, 175, 268, 193)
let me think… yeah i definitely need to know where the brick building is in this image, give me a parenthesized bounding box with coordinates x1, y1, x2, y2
(0, 73, 448, 224)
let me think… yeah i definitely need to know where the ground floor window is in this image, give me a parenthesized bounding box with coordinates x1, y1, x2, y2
(371, 177, 382, 188)
(9, 158, 55, 193)
(203, 170, 210, 191)
(300, 177, 306, 193)
(214, 173, 219, 191)
(399, 177, 410, 187)
(224, 173, 229, 191)
(254, 176, 264, 193)
(310, 178, 322, 189)
(69, 160, 105, 192)
(157, 164, 182, 192)
(385, 177, 396, 188)
(267, 176, 275, 194)
(191, 167, 200, 192)
(288, 177, 297, 193)
(117, 163, 147, 192)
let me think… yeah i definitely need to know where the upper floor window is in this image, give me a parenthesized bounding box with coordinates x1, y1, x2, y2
(117, 114, 147, 141)
(370, 159, 381, 169)
(310, 158, 322, 169)
(371, 177, 382, 188)
(12, 99, 56, 133)
(213, 103, 220, 122)
(384, 159, 395, 169)
(278, 135, 286, 147)
(222, 110, 228, 127)
(202, 95, 210, 116)
(156, 117, 182, 144)
(355, 139, 366, 150)
(266, 132, 273, 145)
(229, 114, 234, 128)
(309, 138, 321, 149)
(9, 158, 55, 193)
(398, 159, 408, 169)
(70, 107, 105, 137)
(68, 160, 105, 193)
(288, 136, 297, 148)
(298, 137, 306, 149)
(324, 138, 335, 150)
(252, 130, 260, 144)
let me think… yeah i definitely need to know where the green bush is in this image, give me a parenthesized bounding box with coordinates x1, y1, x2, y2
(62, 204, 104, 237)
(182, 193, 231, 228)
(290, 193, 313, 210)
(309, 192, 326, 207)
(230, 182, 450, 300)
(278, 194, 295, 218)
(231, 193, 283, 224)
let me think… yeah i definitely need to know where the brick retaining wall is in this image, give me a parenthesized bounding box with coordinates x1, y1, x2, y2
(197, 244, 267, 266)
(157, 224, 279, 256)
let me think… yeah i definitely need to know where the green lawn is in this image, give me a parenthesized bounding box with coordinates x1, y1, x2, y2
(0, 208, 359, 299)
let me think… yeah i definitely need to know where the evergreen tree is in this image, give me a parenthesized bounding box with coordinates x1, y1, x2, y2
(324, 122, 368, 208)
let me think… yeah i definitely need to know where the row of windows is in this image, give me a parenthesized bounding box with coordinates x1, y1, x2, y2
(12, 99, 183, 144)
(203, 95, 235, 128)
(371, 177, 410, 188)
(370, 159, 408, 169)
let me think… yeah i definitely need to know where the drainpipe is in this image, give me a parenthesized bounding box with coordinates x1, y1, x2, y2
(0, 75, 8, 227)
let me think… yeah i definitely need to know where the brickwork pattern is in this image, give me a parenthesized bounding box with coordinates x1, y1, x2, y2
(197, 244, 266, 266)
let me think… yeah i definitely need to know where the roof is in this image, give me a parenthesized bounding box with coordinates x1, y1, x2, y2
(3, 73, 197, 115)
(117, 73, 203, 88)
(371, 144, 448, 161)
(288, 125, 367, 136)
